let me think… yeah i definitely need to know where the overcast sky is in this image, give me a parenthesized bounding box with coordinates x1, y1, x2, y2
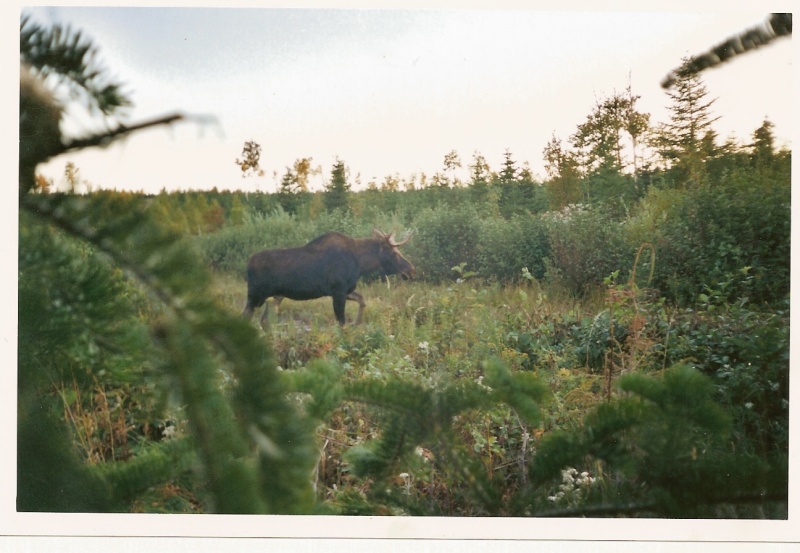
(19, 4, 795, 194)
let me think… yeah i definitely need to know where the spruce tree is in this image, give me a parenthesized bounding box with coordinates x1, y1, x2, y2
(443, 150, 463, 187)
(277, 166, 301, 214)
(751, 118, 776, 169)
(497, 148, 519, 184)
(658, 59, 720, 186)
(468, 151, 492, 207)
(324, 157, 351, 212)
(19, 14, 318, 514)
(542, 134, 582, 209)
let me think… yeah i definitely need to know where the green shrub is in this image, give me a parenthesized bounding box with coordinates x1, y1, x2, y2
(476, 215, 550, 282)
(665, 294, 789, 456)
(630, 168, 790, 305)
(409, 205, 482, 282)
(195, 208, 314, 273)
(546, 206, 632, 295)
(530, 364, 786, 518)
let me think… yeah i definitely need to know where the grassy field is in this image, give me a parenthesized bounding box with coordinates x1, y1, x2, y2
(202, 261, 789, 517)
(207, 269, 639, 514)
(20, 195, 788, 515)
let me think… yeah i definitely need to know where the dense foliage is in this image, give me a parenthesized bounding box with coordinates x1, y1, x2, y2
(18, 15, 789, 519)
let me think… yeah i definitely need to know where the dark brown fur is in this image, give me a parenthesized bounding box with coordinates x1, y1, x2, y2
(242, 231, 414, 326)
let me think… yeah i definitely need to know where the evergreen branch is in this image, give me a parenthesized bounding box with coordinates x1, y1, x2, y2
(60, 113, 186, 154)
(20, 194, 191, 315)
(21, 193, 317, 513)
(93, 438, 197, 505)
(21, 14, 131, 115)
(22, 195, 267, 512)
(662, 13, 792, 89)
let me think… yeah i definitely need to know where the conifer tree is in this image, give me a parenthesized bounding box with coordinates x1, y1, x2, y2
(18, 14, 318, 514)
(277, 166, 303, 214)
(657, 59, 720, 186)
(443, 149, 463, 187)
(542, 134, 582, 209)
(751, 118, 776, 168)
(229, 193, 247, 225)
(496, 148, 519, 184)
(468, 151, 491, 205)
(324, 157, 351, 212)
(469, 151, 491, 186)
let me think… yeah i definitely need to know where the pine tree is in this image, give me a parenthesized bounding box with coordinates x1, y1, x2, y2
(277, 166, 303, 214)
(324, 157, 351, 212)
(497, 148, 519, 184)
(229, 193, 247, 225)
(443, 149, 463, 187)
(19, 14, 318, 514)
(530, 365, 787, 517)
(468, 151, 491, 205)
(543, 134, 582, 209)
(751, 118, 776, 169)
(658, 59, 720, 186)
(19, 15, 181, 198)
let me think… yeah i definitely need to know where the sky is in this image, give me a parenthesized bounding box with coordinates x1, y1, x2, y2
(16, 4, 796, 194)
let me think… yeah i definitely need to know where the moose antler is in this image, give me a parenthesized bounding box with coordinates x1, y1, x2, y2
(372, 229, 411, 247)
(388, 232, 411, 247)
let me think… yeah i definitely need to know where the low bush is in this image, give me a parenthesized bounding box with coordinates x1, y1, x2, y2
(665, 292, 790, 456)
(195, 208, 314, 273)
(546, 206, 633, 295)
(408, 204, 482, 282)
(629, 168, 790, 305)
(476, 215, 550, 282)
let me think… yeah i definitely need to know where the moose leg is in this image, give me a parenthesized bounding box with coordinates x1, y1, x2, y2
(258, 300, 271, 328)
(241, 295, 256, 320)
(242, 302, 254, 320)
(347, 292, 367, 325)
(332, 293, 347, 326)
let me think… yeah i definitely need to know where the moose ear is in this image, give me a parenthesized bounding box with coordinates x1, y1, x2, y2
(372, 229, 387, 239)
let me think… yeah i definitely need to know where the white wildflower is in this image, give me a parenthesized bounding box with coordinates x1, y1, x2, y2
(162, 424, 177, 440)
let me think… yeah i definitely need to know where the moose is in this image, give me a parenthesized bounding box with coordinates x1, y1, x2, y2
(242, 230, 415, 327)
